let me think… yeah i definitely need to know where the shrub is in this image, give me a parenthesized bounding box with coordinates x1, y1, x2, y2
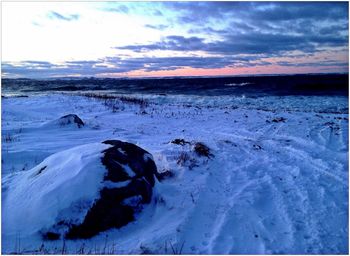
(176, 152, 198, 170)
(171, 138, 190, 145)
(193, 142, 213, 158)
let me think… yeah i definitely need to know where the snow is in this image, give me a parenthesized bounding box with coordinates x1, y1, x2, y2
(1, 93, 348, 254)
(119, 162, 136, 178)
(2, 143, 111, 237)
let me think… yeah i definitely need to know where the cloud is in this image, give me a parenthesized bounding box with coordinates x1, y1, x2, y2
(3, 52, 348, 78)
(116, 32, 347, 56)
(247, 2, 348, 22)
(152, 10, 163, 16)
(110, 3, 348, 57)
(2, 55, 268, 78)
(164, 2, 348, 25)
(163, 2, 348, 52)
(276, 60, 349, 67)
(117, 36, 207, 52)
(105, 5, 129, 14)
(114, 56, 239, 71)
(144, 24, 168, 30)
(47, 11, 79, 21)
(2, 2, 348, 78)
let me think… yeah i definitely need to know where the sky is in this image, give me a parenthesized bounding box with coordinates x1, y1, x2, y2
(2, 1, 349, 78)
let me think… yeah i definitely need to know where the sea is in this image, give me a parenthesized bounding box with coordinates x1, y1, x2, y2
(2, 73, 348, 96)
(2, 73, 348, 114)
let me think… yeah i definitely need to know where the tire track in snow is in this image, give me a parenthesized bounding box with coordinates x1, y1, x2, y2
(272, 137, 348, 253)
(177, 141, 255, 254)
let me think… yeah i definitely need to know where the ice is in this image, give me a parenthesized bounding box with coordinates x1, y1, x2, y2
(1, 92, 348, 254)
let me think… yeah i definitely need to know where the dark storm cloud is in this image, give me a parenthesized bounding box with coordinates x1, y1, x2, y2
(247, 2, 348, 21)
(47, 11, 79, 21)
(2, 55, 270, 78)
(159, 2, 348, 56)
(188, 27, 227, 35)
(164, 1, 248, 25)
(319, 24, 349, 35)
(115, 2, 348, 55)
(117, 36, 207, 52)
(164, 2, 348, 25)
(116, 32, 347, 55)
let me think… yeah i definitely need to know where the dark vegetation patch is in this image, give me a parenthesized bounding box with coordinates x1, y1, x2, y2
(171, 138, 213, 158)
(324, 121, 341, 134)
(81, 93, 149, 108)
(156, 169, 174, 181)
(193, 142, 213, 158)
(2, 133, 20, 143)
(171, 139, 190, 145)
(176, 152, 199, 170)
(271, 117, 287, 123)
(334, 116, 348, 121)
(171, 139, 214, 169)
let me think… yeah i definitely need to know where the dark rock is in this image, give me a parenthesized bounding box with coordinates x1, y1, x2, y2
(102, 140, 157, 186)
(60, 140, 159, 239)
(58, 114, 84, 128)
(42, 231, 60, 240)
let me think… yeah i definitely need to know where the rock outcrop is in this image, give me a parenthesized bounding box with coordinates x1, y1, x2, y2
(58, 114, 84, 128)
(2, 140, 159, 240)
(65, 140, 158, 239)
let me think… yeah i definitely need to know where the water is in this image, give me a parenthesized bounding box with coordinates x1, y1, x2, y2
(2, 74, 348, 97)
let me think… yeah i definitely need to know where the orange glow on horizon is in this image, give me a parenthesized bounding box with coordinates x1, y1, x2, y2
(98, 64, 348, 78)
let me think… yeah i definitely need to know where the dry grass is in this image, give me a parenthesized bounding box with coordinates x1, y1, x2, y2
(193, 142, 213, 158)
(176, 152, 199, 170)
(80, 93, 149, 108)
(2, 133, 20, 143)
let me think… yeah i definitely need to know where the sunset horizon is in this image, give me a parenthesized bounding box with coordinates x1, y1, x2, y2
(2, 1, 348, 78)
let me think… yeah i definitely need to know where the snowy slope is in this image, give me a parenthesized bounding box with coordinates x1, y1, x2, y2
(1, 93, 348, 254)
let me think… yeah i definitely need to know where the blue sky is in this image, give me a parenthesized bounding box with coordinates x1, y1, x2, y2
(2, 1, 349, 78)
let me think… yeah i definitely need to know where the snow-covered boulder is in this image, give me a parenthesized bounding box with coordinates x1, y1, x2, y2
(2, 140, 158, 240)
(55, 114, 84, 128)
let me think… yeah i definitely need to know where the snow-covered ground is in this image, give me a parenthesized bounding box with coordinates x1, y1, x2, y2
(2, 93, 348, 254)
